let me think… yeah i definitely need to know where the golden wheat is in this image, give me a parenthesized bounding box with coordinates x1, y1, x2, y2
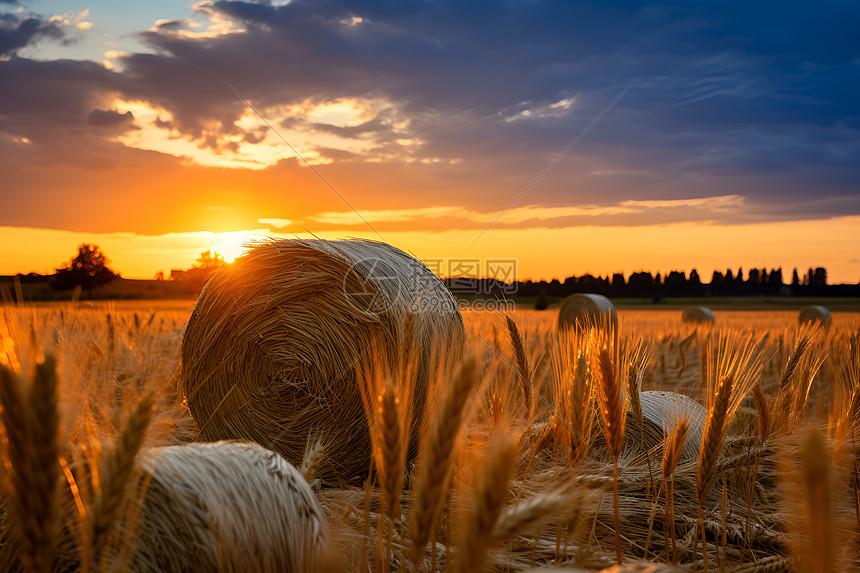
(410, 355, 479, 568)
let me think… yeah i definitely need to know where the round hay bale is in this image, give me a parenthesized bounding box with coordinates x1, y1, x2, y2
(132, 441, 328, 572)
(798, 305, 831, 328)
(629, 390, 706, 460)
(557, 293, 617, 331)
(180, 239, 465, 483)
(681, 306, 714, 324)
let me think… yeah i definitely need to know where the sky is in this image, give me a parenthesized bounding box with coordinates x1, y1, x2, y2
(1, 0, 858, 283)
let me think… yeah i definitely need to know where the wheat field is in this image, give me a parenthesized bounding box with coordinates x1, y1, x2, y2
(0, 301, 858, 572)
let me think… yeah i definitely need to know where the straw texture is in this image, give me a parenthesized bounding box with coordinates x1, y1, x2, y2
(636, 391, 706, 460)
(132, 441, 329, 573)
(557, 294, 618, 332)
(180, 239, 464, 483)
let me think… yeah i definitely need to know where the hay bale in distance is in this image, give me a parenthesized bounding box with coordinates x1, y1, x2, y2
(681, 306, 714, 324)
(180, 239, 465, 483)
(132, 442, 328, 572)
(557, 293, 617, 331)
(798, 305, 832, 328)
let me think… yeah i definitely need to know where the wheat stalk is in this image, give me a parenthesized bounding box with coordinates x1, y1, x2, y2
(375, 383, 404, 521)
(299, 435, 326, 485)
(492, 493, 566, 541)
(695, 373, 733, 569)
(409, 355, 478, 569)
(662, 417, 688, 564)
(596, 347, 624, 460)
(450, 429, 518, 573)
(698, 373, 733, 498)
(781, 332, 810, 388)
(505, 316, 533, 417)
(0, 356, 61, 573)
(742, 382, 771, 565)
(594, 342, 625, 563)
(91, 392, 155, 559)
(627, 362, 642, 427)
(753, 382, 771, 444)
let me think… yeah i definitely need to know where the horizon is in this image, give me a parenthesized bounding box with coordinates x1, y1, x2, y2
(6, 236, 856, 287)
(1, 1, 858, 283)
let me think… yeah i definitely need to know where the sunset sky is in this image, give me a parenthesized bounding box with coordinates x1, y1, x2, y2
(1, 1, 858, 283)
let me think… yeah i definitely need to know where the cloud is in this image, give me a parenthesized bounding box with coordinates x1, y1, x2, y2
(0, 0, 858, 235)
(503, 97, 576, 123)
(87, 109, 136, 131)
(258, 194, 750, 232)
(0, 13, 64, 55)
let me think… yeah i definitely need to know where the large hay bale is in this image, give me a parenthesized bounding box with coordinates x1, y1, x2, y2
(557, 293, 617, 331)
(798, 305, 831, 328)
(630, 390, 706, 460)
(180, 239, 464, 483)
(132, 441, 328, 572)
(681, 306, 714, 324)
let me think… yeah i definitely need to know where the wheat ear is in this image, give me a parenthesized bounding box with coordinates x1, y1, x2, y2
(596, 348, 624, 459)
(781, 332, 810, 388)
(753, 382, 771, 444)
(505, 316, 533, 417)
(662, 418, 688, 480)
(375, 383, 404, 521)
(742, 382, 771, 565)
(451, 429, 518, 573)
(91, 392, 155, 557)
(410, 356, 478, 568)
(0, 356, 61, 573)
(492, 493, 566, 541)
(595, 345, 625, 563)
(662, 417, 688, 564)
(626, 362, 642, 427)
(695, 374, 733, 569)
(299, 435, 325, 485)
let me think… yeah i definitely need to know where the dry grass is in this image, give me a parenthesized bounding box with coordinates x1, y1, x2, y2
(0, 300, 859, 572)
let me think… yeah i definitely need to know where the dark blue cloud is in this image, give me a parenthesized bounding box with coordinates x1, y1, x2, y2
(0, 13, 64, 56)
(0, 0, 858, 230)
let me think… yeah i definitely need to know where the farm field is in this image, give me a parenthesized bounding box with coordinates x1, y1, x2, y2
(0, 300, 859, 572)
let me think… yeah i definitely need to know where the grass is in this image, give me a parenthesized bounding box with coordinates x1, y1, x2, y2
(0, 301, 858, 571)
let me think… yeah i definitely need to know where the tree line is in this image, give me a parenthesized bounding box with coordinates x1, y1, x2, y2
(16, 243, 859, 300)
(446, 266, 859, 300)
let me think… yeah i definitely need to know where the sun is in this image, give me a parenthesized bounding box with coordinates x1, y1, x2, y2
(209, 231, 260, 263)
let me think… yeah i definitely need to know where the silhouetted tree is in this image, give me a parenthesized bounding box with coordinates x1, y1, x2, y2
(52, 244, 118, 295)
(812, 267, 827, 286)
(747, 268, 761, 295)
(610, 272, 626, 296)
(628, 271, 654, 295)
(768, 268, 783, 294)
(665, 270, 686, 296)
(171, 250, 227, 287)
(689, 269, 703, 296)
